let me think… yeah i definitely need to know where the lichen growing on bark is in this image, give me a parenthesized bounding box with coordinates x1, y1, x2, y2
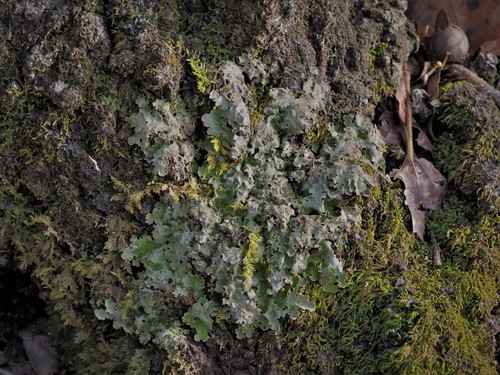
(99, 56, 385, 347)
(1, 0, 498, 374)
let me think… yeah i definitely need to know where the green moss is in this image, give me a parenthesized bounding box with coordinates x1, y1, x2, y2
(0, 85, 61, 165)
(395, 201, 499, 374)
(262, 180, 499, 374)
(202, 18, 230, 62)
(261, 183, 415, 374)
(0, 74, 152, 370)
(306, 114, 334, 147)
(435, 82, 500, 211)
(369, 42, 389, 57)
(0, 179, 152, 372)
(242, 231, 263, 291)
(368, 42, 395, 102)
(187, 56, 215, 95)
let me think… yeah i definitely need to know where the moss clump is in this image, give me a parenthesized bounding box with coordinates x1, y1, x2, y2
(435, 82, 500, 212)
(0, 85, 62, 166)
(406, 200, 499, 374)
(369, 42, 396, 101)
(260, 183, 417, 374)
(261, 180, 499, 374)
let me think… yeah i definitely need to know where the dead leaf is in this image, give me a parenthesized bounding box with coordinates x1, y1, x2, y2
(19, 320, 58, 375)
(379, 110, 402, 146)
(392, 156, 446, 240)
(407, 1, 467, 39)
(465, 1, 500, 56)
(426, 68, 441, 99)
(417, 131, 435, 152)
(395, 76, 407, 124)
(407, 0, 500, 55)
(383, 94, 434, 152)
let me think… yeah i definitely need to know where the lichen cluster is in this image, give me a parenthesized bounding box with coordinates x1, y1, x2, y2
(1, 1, 498, 373)
(94, 55, 387, 348)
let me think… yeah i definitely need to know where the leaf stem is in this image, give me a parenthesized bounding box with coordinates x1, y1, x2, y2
(403, 61, 414, 163)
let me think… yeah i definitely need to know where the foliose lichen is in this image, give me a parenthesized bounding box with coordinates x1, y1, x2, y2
(127, 97, 195, 182)
(95, 55, 386, 348)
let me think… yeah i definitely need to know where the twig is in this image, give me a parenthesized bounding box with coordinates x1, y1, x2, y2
(403, 61, 414, 163)
(430, 230, 442, 267)
(422, 52, 449, 86)
(445, 64, 500, 108)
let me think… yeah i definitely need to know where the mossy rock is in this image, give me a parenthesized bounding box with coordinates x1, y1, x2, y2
(436, 81, 500, 212)
(2, 0, 499, 374)
(260, 182, 499, 374)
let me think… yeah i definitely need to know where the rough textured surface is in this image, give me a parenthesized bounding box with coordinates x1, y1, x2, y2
(1, 0, 498, 374)
(436, 82, 500, 212)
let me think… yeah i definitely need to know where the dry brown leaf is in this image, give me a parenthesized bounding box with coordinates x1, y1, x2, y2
(407, 0, 500, 55)
(426, 68, 441, 98)
(392, 58, 445, 241)
(392, 156, 446, 240)
(407, 1, 467, 39)
(395, 76, 407, 124)
(382, 96, 433, 151)
(379, 110, 402, 146)
(417, 131, 435, 152)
